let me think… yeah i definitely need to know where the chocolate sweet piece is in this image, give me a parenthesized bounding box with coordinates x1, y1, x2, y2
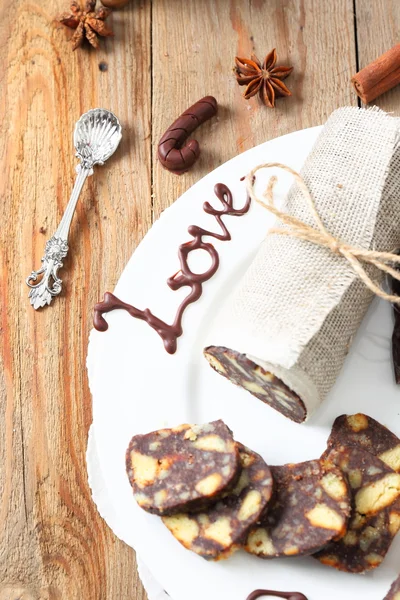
(204, 346, 306, 423)
(126, 420, 241, 516)
(384, 573, 400, 600)
(94, 184, 251, 354)
(327, 414, 400, 473)
(158, 96, 218, 174)
(245, 459, 351, 559)
(162, 444, 274, 560)
(314, 445, 400, 573)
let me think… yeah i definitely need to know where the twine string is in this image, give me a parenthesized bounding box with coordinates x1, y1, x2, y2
(245, 162, 400, 304)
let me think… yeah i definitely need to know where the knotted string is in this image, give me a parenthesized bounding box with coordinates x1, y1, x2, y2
(245, 162, 400, 304)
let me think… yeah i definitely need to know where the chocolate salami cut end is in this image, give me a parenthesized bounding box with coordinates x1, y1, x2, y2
(245, 459, 351, 559)
(204, 346, 307, 424)
(384, 573, 400, 600)
(328, 414, 400, 473)
(314, 445, 400, 573)
(162, 444, 274, 561)
(126, 420, 241, 516)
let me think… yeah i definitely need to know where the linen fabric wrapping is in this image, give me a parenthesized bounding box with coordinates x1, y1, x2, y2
(205, 107, 400, 421)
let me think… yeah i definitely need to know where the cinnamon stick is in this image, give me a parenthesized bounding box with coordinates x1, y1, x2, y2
(352, 44, 400, 103)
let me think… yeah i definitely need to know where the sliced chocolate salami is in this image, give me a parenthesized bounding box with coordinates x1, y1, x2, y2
(204, 346, 306, 424)
(162, 444, 274, 560)
(384, 574, 400, 600)
(327, 414, 400, 473)
(314, 445, 400, 573)
(126, 420, 241, 516)
(245, 459, 351, 559)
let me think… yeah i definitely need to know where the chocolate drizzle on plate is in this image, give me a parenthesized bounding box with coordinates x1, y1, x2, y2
(94, 183, 250, 353)
(246, 591, 308, 600)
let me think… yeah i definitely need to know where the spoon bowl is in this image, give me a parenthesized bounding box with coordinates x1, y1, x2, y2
(74, 108, 122, 169)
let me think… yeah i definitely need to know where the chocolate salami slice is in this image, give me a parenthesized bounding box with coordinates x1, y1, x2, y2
(327, 414, 400, 473)
(314, 445, 400, 573)
(384, 574, 400, 600)
(204, 347, 306, 424)
(162, 444, 274, 560)
(245, 459, 351, 559)
(126, 420, 241, 516)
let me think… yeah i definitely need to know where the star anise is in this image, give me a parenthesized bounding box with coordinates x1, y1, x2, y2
(58, 1, 114, 50)
(235, 49, 293, 108)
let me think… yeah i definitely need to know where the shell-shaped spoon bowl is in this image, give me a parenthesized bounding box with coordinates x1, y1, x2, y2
(74, 108, 122, 170)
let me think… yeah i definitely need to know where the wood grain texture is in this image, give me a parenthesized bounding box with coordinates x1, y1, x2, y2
(356, 0, 400, 112)
(0, 0, 399, 599)
(152, 0, 357, 219)
(0, 0, 150, 598)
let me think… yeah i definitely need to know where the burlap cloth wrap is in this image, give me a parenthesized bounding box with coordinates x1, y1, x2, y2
(206, 107, 400, 419)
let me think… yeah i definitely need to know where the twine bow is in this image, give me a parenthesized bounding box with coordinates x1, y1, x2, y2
(246, 162, 400, 303)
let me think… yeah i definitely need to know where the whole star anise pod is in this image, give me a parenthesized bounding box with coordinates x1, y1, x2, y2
(235, 49, 293, 108)
(58, 0, 114, 50)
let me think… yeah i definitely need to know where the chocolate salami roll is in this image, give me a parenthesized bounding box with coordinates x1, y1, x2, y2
(204, 107, 400, 422)
(314, 445, 400, 573)
(162, 444, 274, 560)
(126, 420, 241, 516)
(327, 414, 400, 473)
(245, 459, 351, 559)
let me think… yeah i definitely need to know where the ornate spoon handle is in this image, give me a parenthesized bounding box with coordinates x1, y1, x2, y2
(26, 108, 122, 310)
(26, 165, 91, 310)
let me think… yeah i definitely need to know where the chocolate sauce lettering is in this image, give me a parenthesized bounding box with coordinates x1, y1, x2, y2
(93, 183, 251, 354)
(246, 591, 308, 600)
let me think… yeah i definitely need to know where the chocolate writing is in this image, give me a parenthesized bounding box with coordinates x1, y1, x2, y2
(94, 183, 250, 354)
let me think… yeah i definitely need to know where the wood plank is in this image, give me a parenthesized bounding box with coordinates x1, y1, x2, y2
(152, 0, 358, 220)
(355, 0, 400, 113)
(0, 0, 149, 598)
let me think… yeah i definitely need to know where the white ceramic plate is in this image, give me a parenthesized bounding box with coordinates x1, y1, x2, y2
(87, 126, 400, 600)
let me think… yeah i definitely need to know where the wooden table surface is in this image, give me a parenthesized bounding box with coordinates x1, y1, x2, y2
(0, 1, 399, 598)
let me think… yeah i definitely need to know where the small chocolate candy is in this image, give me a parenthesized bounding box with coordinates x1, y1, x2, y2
(126, 420, 241, 516)
(204, 346, 306, 423)
(162, 444, 274, 560)
(327, 414, 400, 473)
(314, 445, 400, 573)
(245, 459, 351, 559)
(158, 96, 217, 174)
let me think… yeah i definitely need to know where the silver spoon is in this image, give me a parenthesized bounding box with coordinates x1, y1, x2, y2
(26, 108, 122, 310)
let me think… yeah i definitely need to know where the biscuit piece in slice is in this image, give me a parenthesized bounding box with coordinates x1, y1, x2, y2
(245, 459, 351, 559)
(126, 420, 241, 516)
(314, 445, 400, 573)
(204, 346, 307, 424)
(162, 444, 273, 560)
(327, 414, 400, 473)
(384, 574, 400, 600)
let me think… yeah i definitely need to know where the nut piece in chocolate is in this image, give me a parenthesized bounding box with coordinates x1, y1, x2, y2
(126, 420, 241, 516)
(204, 346, 307, 423)
(245, 459, 351, 559)
(314, 445, 400, 573)
(384, 573, 400, 600)
(162, 444, 273, 560)
(327, 414, 400, 473)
